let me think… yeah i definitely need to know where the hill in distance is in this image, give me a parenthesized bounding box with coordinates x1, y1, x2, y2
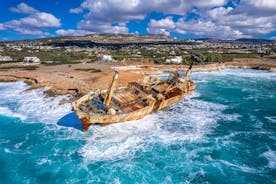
(1, 34, 275, 45)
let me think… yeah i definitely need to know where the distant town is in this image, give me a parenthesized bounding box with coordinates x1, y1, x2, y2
(0, 34, 275, 66)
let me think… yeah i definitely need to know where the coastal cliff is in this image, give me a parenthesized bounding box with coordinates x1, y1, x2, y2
(0, 59, 275, 98)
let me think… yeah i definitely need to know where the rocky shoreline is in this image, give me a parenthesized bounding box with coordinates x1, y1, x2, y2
(193, 59, 276, 72)
(0, 59, 275, 100)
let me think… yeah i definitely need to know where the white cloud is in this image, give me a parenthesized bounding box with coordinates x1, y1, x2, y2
(1, 3, 61, 35)
(224, 15, 276, 35)
(5, 13, 60, 29)
(66, 0, 228, 35)
(147, 17, 175, 36)
(10, 3, 38, 14)
(76, 0, 228, 23)
(147, 0, 276, 39)
(4, 0, 274, 39)
(0, 24, 5, 30)
(69, 8, 83, 14)
(193, 0, 227, 8)
(233, 0, 276, 17)
(56, 22, 128, 36)
(175, 19, 245, 39)
(204, 6, 276, 35)
(148, 17, 246, 39)
(56, 29, 93, 36)
(241, 0, 276, 11)
(147, 28, 170, 36)
(148, 17, 176, 30)
(77, 21, 128, 34)
(207, 7, 233, 19)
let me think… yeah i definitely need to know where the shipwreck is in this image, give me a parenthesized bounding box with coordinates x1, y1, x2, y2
(73, 66, 196, 131)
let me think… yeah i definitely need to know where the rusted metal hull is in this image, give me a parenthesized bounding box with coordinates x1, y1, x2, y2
(73, 71, 196, 131)
(73, 93, 156, 131)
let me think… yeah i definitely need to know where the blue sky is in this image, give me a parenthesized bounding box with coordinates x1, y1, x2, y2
(0, 0, 275, 41)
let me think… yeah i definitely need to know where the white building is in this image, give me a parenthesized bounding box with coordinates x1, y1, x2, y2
(170, 50, 176, 55)
(257, 48, 266, 54)
(0, 56, 13, 62)
(100, 55, 113, 62)
(165, 56, 182, 64)
(23, 57, 40, 63)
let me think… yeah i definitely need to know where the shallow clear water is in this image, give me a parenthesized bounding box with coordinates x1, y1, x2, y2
(0, 69, 275, 184)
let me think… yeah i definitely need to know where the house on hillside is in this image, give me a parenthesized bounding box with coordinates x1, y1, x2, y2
(165, 56, 182, 64)
(23, 57, 40, 63)
(257, 48, 266, 54)
(0, 56, 13, 62)
(99, 55, 113, 62)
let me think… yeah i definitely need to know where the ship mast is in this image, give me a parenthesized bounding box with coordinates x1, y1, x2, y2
(185, 63, 193, 80)
(104, 70, 119, 107)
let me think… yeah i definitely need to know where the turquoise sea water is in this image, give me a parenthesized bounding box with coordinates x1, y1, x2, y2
(0, 69, 275, 184)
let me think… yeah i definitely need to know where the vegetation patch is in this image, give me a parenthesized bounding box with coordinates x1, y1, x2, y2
(75, 68, 102, 73)
(42, 61, 81, 66)
(266, 56, 276, 59)
(0, 65, 39, 71)
(223, 53, 259, 58)
(1, 49, 89, 62)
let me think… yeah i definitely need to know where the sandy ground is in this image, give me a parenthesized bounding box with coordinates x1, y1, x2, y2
(0, 62, 144, 97)
(0, 58, 275, 100)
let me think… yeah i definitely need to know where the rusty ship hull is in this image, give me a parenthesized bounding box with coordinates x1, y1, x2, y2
(73, 69, 196, 131)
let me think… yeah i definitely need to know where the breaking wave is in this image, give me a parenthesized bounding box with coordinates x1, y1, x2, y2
(262, 148, 276, 169)
(0, 106, 27, 120)
(193, 69, 276, 80)
(0, 81, 72, 124)
(80, 92, 240, 161)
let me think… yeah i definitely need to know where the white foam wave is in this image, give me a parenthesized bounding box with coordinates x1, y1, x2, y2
(37, 158, 52, 165)
(219, 159, 258, 173)
(0, 106, 27, 120)
(0, 139, 10, 144)
(186, 168, 206, 183)
(4, 148, 12, 153)
(80, 115, 159, 161)
(205, 154, 259, 174)
(193, 79, 209, 83)
(265, 116, 276, 123)
(188, 91, 201, 98)
(262, 149, 276, 169)
(192, 69, 276, 80)
(81, 136, 144, 161)
(80, 94, 238, 161)
(0, 81, 72, 124)
(14, 142, 24, 149)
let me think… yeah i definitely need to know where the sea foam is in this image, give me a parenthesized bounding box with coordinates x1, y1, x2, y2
(0, 81, 72, 124)
(80, 91, 239, 161)
(192, 69, 276, 80)
(263, 148, 276, 169)
(0, 106, 27, 120)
